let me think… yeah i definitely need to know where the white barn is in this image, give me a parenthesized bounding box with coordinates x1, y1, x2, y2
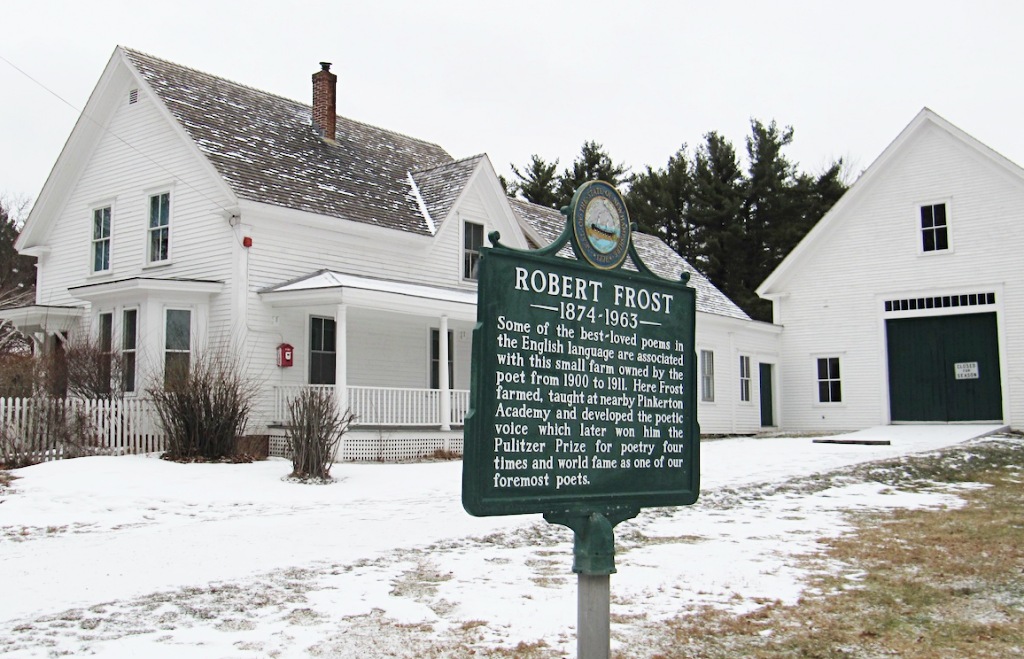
(4, 47, 779, 458)
(758, 108, 1022, 432)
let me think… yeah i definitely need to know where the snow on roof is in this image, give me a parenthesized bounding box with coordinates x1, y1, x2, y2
(123, 48, 454, 235)
(261, 269, 477, 306)
(508, 198, 750, 320)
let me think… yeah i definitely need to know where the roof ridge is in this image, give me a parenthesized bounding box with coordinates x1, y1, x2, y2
(121, 46, 450, 155)
(411, 153, 485, 176)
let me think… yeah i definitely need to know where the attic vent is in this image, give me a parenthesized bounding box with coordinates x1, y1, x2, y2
(884, 291, 995, 313)
(128, 89, 139, 105)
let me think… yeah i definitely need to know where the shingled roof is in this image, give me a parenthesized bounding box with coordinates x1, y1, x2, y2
(124, 48, 454, 235)
(508, 198, 750, 320)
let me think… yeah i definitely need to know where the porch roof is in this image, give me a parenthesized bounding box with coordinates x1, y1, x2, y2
(259, 270, 478, 320)
(0, 305, 84, 333)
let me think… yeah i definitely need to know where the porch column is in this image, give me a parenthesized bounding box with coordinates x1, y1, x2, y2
(335, 304, 349, 415)
(439, 314, 451, 431)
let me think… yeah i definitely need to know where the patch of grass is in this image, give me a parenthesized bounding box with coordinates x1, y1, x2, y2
(651, 437, 1024, 659)
(0, 470, 16, 490)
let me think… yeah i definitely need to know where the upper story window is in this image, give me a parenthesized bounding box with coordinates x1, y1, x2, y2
(92, 206, 111, 273)
(920, 203, 949, 253)
(739, 355, 751, 402)
(148, 192, 171, 264)
(464, 221, 484, 280)
(817, 357, 842, 403)
(700, 349, 715, 402)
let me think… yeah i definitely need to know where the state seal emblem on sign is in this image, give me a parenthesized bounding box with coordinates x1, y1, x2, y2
(570, 180, 631, 270)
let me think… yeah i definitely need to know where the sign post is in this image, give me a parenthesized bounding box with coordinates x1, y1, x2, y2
(463, 182, 700, 657)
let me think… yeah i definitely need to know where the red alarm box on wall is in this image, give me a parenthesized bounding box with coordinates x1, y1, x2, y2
(277, 343, 294, 367)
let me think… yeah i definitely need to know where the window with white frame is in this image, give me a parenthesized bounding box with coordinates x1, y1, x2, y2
(164, 309, 191, 386)
(92, 206, 111, 273)
(309, 316, 336, 385)
(920, 203, 949, 253)
(700, 350, 715, 402)
(463, 221, 484, 280)
(817, 357, 842, 403)
(430, 328, 454, 389)
(122, 308, 138, 393)
(148, 192, 171, 263)
(739, 355, 751, 402)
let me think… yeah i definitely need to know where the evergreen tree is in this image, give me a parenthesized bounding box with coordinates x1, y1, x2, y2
(626, 145, 696, 262)
(0, 197, 36, 354)
(508, 154, 561, 208)
(689, 132, 745, 301)
(555, 141, 630, 209)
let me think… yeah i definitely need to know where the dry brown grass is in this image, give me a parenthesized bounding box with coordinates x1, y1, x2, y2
(650, 444, 1024, 659)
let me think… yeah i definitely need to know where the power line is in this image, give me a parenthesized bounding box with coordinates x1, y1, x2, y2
(0, 52, 235, 216)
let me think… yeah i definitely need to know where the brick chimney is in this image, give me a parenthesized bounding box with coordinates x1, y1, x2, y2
(312, 62, 337, 141)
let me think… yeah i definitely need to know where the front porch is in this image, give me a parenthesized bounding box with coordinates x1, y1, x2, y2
(269, 385, 469, 462)
(272, 384, 470, 429)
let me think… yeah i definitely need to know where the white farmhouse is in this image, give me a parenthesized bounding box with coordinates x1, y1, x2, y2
(3, 47, 778, 457)
(758, 108, 1021, 432)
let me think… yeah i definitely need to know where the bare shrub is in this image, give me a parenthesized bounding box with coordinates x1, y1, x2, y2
(149, 352, 255, 461)
(286, 388, 355, 481)
(60, 339, 128, 400)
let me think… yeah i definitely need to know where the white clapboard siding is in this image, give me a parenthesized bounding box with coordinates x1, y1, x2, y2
(771, 118, 1024, 431)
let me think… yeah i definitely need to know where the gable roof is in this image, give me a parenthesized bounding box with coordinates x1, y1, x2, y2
(409, 154, 486, 230)
(123, 48, 454, 235)
(757, 107, 1024, 296)
(509, 198, 750, 320)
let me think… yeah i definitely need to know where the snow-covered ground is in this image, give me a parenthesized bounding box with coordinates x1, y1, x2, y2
(0, 425, 1007, 657)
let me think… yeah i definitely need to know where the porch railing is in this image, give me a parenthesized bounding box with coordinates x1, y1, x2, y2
(273, 385, 470, 428)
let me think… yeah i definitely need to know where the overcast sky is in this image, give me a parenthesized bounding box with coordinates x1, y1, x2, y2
(3, 0, 1023, 210)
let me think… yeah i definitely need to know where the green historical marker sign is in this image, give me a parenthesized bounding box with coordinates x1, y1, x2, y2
(462, 181, 700, 522)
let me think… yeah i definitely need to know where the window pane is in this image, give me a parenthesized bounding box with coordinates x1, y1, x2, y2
(150, 193, 169, 228)
(164, 353, 190, 387)
(828, 357, 840, 379)
(935, 228, 948, 251)
(920, 205, 933, 229)
(923, 229, 935, 252)
(99, 313, 113, 352)
(933, 203, 946, 226)
(123, 352, 136, 393)
(166, 310, 191, 351)
(123, 310, 137, 351)
(310, 353, 336, 385)
(830, 381, 842, 403)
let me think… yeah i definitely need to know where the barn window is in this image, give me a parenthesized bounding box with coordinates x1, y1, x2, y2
(739, 355, 751, 402)
(817, 357, 842, 403)
(920, 203, 948, 252)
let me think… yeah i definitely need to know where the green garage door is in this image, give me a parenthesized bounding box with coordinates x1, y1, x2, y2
(886, 312, 1002, 422)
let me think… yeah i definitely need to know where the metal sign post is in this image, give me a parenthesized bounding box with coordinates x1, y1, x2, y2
(463, 182, 700, 657)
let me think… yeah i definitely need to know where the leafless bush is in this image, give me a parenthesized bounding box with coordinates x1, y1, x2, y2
(149, 352, 256, 461)
(286, 388, 355, 481)
(56, 337, 128, 400)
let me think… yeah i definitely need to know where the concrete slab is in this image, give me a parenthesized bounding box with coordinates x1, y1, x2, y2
(828, 424, 1008, 449)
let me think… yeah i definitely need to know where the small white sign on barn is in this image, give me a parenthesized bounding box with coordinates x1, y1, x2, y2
(954, 361, 980, 380)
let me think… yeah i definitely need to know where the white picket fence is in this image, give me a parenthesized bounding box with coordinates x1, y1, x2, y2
(0, 396, 164, 463)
